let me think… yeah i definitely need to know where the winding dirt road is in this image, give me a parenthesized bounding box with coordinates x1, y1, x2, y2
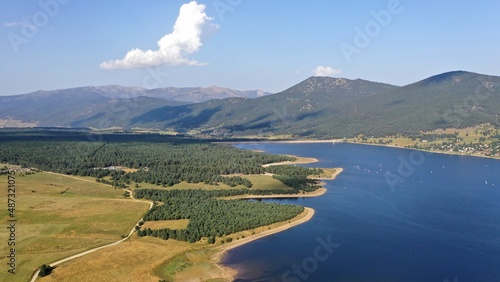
(28, 175, 153, 282)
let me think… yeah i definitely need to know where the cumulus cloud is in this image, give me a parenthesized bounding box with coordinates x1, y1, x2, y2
(312, 66, 342, 77)
(100, 1, 219, 70)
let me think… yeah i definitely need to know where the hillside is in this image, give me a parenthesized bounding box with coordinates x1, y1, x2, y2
(1, 71, 499, 137)
(129, 71, 500, 137)
(0, 90, 186, 128)
(130, 76, 398, 135)
(0, 85, 270, 128)
(334, 71, 500, 136)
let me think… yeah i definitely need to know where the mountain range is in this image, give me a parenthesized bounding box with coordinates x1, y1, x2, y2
(0, 85, 270, 128)
(1, 71, 499, 138)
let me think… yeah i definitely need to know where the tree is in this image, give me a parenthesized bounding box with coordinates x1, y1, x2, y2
(38, 264, 54, 277)
(208, 236, 215, 244)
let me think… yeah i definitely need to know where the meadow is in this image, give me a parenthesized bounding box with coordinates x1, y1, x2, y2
(0, 169, 149, 282)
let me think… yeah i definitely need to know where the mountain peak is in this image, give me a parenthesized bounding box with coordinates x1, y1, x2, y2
(283, 76, 397, 99)
(307, 76, 350, 83)
(417, 70, 480, 86)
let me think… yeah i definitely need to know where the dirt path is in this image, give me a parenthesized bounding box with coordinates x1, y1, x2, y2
(29, 174, 152, 282)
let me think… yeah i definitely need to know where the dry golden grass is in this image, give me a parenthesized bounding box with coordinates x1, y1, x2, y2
(43, 204, 314, 282)
(167, 181, 246, 190)
(173, 250, 228, 282)
(171, 208, 313, 281)
(0, 155, 329, 281)
(261, 156, 318, 167)
(39, 236, 193, 282)
(309, 168, 340, 179)
(0, 172, 149, 282)
(240, 174, 292, 190)
(141, 219, 190, 230)
(137, 174, 294, 192)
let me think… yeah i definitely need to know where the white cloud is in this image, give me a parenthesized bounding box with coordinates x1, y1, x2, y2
(312, 66, 342, 77)
(100, 1, 219, 70)
(3, 21, 35, 29)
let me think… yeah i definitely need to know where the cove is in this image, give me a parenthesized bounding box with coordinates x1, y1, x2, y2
(222, 142, 500, 282)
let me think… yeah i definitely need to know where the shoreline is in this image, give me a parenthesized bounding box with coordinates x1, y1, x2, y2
(212, 152, 342, 280)
(228, 139, 344, 144)
(222, 187, 327, 200)
(220, 166, 343, 201)
(344, 141, 500, 160)
(262, 155, 319, 167)
(313, 167, 343, 180)
(231, 139, 499, 160)
(213, 207, 315, 280)
(212, 150, 341, 281)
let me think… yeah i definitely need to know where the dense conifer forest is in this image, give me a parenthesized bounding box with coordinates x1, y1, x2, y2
(0, 130, 324, 243)
(0, 130, 322, 189)
(135, 189, 304, 243)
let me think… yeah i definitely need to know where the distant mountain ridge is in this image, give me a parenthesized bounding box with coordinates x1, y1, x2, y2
(1, 71, 499, 138)
(10, 85, 272, 103)
(0, 85, 271, 128)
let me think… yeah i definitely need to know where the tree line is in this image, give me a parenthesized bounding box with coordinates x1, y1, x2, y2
(0, 132, 323, 189)
(0, 133, 294, 188)
(135, 189, 304, 243)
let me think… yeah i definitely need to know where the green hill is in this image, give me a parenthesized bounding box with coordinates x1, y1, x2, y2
(130, 71, 500, 137)
(1, 71, 499, 138)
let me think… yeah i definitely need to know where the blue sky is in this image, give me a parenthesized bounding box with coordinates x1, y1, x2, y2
(1, 0, 499, 95)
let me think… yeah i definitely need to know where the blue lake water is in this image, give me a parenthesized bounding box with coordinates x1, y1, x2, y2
(222, 143, 500, 282)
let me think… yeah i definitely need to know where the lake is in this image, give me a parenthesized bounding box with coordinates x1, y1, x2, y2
(222, 142, 500, 282)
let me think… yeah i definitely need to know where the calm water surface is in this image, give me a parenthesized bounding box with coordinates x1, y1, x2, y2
(222, 143, 500, 282)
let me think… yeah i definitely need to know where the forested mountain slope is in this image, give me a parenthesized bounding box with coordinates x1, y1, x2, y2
(1, 71, 499, 138)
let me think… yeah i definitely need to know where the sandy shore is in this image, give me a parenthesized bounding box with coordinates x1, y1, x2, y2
(262, 155, 319, 167)
(270, 139, 344, 144)
(213, 207, 315, 279)
(214, 158, 342, 280)
(313, 167, 344, 180)
(223, 187, 327, 200)
(228, 139, 344, 144)
(212, 150, 342, 280)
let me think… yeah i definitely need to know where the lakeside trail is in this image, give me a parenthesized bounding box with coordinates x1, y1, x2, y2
(28, 173, 153, 282)
(212, 207, 315, 280)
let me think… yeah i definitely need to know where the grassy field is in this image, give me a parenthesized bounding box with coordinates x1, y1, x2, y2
(19, 173, 311, 282)
(135, 174, 294, 192)
(39, 235, 195, 282)
(141, 219, 190, 230)
(0, 170, 149, 282)
(239, 174, 293, 191)
(309, 168, 339, 179)
(0, 162, 324, 281)
(72, 208, 311, 282)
